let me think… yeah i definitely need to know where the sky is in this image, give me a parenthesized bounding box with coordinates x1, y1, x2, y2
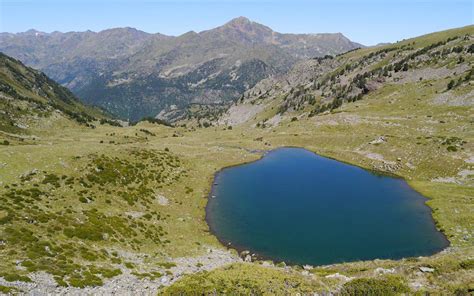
(0, 0, 472, 45)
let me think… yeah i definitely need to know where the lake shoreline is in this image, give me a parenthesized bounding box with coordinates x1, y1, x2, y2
(205, 146, 450, 267)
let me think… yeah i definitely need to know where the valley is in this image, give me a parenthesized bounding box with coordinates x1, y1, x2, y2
(0, 23, 473, 295)
(0, 17, 360, 122)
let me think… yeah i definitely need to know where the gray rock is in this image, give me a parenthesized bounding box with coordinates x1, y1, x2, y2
(419, 266, 435, 273)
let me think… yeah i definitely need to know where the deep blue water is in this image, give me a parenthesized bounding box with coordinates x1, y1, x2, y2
(206, 148, 449, 265)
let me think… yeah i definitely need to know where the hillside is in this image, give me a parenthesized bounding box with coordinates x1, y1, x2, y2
(0, 53, 108, 139)
(0, 27, 473, 295)
(221, 25, 474, 127)
(0, 17, 361, 122)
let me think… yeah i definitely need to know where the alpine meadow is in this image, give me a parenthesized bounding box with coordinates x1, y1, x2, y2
(0, 2, 473, 295)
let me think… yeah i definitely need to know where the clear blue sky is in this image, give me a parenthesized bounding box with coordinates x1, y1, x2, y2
(1, 0, 472, 45)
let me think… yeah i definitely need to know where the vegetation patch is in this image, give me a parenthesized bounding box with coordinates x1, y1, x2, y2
(0, 147, 185, 287)
(160, 263, 323, 294)
(340, 276, 410, 296)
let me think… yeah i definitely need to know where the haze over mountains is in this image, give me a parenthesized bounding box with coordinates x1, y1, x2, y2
(0, 17, 362, 121)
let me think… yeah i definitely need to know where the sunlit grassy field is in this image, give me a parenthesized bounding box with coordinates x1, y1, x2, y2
(0, 26, 473, 294)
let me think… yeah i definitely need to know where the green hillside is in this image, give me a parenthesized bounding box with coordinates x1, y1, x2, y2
(0, 53, 108, 138)
(0, 26, 473, 294)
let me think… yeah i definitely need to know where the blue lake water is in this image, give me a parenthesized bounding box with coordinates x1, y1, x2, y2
(206, 148, 449, 265)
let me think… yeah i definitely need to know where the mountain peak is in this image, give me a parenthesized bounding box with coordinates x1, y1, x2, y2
(219, 16, 273, 37)
(226, 16, 252, 26)
(23, 29, 46, 36)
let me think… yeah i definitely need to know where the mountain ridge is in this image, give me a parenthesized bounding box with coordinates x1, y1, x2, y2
(219, 25, 474, 128)
(0, 17, 362, 122)
(0, 25, 473, 295)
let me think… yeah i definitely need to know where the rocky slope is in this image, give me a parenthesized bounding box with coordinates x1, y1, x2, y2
(0, 17, 361, 122)
(220, 25, 473, 127)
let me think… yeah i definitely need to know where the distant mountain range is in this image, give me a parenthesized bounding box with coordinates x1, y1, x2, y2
(0, 17, 362, 121)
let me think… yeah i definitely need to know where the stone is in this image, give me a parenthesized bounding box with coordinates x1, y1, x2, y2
(419, 266, 435, 273)
(374, 267, 395, 274)
(369, 136, 386, 145)
(155, 194, 169, 206)
(261, 261, 273, 267)
(325, 273, 352, 281)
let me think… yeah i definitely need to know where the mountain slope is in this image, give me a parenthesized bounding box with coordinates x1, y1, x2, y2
(217, 25, 474, 250)
(0, 27, 473, 295)
(221, 25, 474, 126)
(0, 17, 361, 121)
(0, 53, 107, 137)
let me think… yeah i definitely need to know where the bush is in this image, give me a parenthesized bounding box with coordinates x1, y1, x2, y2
(447, 79, 455, 90)
(341, 276, 409, 296)
(63, 224, 106, 241)
(124, 262, 135, 269)
(447, 145, 458, 152)
(99, 118, 122, 127)
(0, 285, 18, 293)
(468, 44, 474, 53)
(459, 259, 474, 270)
(1, 273, 32, 282)
(1, 140, 9, 145)
(157, 262, 177, 269)
(131, 117, 172, 127)
(68, 272, 103, 288)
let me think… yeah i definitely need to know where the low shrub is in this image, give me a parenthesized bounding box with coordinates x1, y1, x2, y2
(1, 273, 32, 282)
(340, 276, 409, 296)
(459, 259, 474, 270)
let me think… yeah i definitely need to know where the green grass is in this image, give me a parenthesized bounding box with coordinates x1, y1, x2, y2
(340, 276, 409, 296)
(0, 25, 473, 294)
(0, 285, 19, 294)
(1, 108, 472, 292)
(160, 263, 325, 295)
